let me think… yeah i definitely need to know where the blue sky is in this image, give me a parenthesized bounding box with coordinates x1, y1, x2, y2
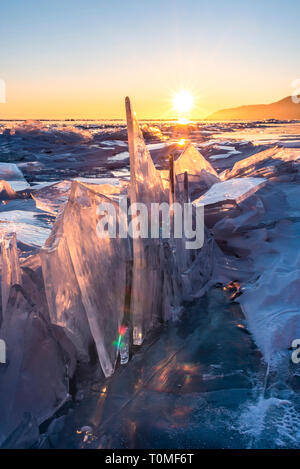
(0, 0, 300, 118)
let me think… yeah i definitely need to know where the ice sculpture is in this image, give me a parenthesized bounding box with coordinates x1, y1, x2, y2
(41, 181, 131, 376)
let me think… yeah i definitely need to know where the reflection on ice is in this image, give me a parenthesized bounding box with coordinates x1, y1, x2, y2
(0, 210, 51, 247)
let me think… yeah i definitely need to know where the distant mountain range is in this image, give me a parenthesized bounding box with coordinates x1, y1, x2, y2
(206, 96, 300, 121)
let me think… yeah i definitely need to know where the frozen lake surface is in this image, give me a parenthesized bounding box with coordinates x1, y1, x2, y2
(1, 118, 300, 448)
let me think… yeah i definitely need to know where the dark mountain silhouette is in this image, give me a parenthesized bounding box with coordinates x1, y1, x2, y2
(207, 96, 300, 121)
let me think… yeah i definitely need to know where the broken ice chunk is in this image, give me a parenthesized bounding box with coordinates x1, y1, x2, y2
(41, 228, 94, 363)
(174, 143, 218, 178)
(193, 177, 266, 207)
(209, 149, 241, 160)
(159, 144, 220, 201)
(31, 180, 72, 215)
(0, 163, 29, 192)
(0, 180, 18, 200)
(227, 146, 300, 179)
(42, 181, 131, 376)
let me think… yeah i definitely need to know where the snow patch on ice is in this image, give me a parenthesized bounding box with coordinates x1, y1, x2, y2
(72, 177, 120, 185)
(146, 143, 167, 150)
(107, 151, 129, 162)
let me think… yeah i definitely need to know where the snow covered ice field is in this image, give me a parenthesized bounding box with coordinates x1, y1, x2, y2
(1, 114, 300, 448)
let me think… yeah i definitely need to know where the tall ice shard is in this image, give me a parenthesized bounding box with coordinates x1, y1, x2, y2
(125, 97, 167, 344)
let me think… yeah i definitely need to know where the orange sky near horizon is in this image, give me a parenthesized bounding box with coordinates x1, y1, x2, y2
(1, 1, 300, 120)
(0, 77, 294, 121)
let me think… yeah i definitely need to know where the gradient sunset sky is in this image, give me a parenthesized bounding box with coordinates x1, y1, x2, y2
(1, 0, 300, 119)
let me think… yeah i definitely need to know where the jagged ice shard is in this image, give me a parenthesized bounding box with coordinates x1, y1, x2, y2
(41, 181, 131, 376)
(174, 142, 218, 178)
(126, 97, 167, 344)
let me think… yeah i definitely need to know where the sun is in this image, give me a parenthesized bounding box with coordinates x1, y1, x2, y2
(173, 90, 194, 114)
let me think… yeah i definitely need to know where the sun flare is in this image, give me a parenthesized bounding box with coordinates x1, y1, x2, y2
(177, 117, 190, 125)
(173, 90, 194, 114)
